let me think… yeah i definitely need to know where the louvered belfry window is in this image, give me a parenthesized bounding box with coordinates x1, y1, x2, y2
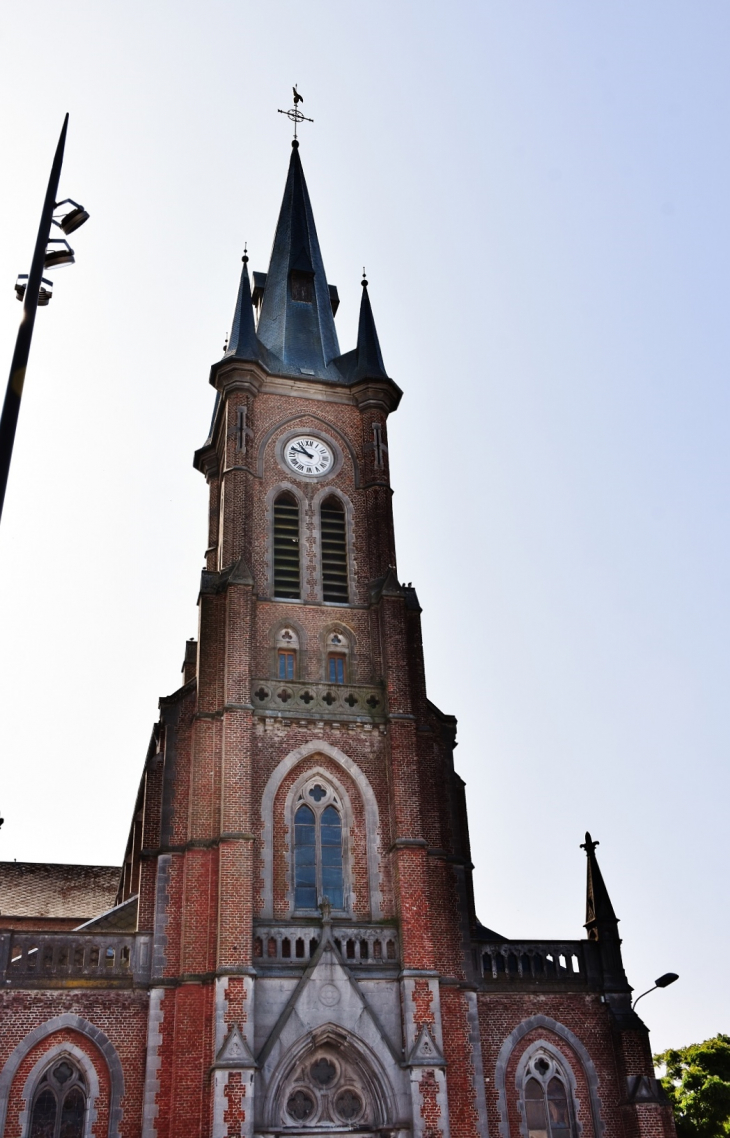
(274, 493, 301, 599)
(321, 497, 348, 602)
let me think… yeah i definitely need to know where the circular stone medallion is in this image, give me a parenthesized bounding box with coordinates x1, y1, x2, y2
(318, 983, 341, 1007)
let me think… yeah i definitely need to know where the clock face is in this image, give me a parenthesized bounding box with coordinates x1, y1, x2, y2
(284, 436, 333, 477)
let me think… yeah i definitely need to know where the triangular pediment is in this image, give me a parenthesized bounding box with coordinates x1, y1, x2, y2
(256, 932, 400, 1084)
(213, 1025, 257, 1069)
(406, 1024, 445, 1068)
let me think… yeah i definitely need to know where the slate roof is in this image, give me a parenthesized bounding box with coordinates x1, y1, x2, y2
(0, 862, 120, 919)
(222, 142, 394, 386)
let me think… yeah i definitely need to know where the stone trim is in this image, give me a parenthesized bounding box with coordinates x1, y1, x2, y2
(0, 1013, 125, 1138)
(151, 854, 172, 980)
(465, 990, 490, 1138)
(494, 1015, 604, 1138)
(142, 988, 165, 1138)
(259, 740, 382, 919)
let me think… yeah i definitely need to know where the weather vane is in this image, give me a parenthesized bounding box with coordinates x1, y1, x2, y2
(278, 86, 313, 141)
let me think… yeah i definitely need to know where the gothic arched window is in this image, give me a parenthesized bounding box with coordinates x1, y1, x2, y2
(522, 1052, 575, 1138)
(274, 493, 301, 599)
(29, 1057, 87, 1138)
(320, 497, 348, 603)
(293, 780, 344, 911)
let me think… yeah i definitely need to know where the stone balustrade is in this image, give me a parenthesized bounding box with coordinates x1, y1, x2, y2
(251, 680, 388, 722)
(253, 923, 399, 968)
(479, 941, 600, 988)
(0, 932, 151, 988)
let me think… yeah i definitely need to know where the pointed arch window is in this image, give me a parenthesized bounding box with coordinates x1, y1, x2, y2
(522, 1053, 575, 1138)
(29, 1058, 87, 1138)
(293, 780, 344, 911)
(274, 493, 301, 599)
(321, 497, 348, 603)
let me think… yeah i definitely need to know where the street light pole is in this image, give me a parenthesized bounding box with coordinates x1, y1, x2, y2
(0, 114, 69, 524)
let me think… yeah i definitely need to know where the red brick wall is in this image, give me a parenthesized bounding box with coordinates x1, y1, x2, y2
(0, 990, 148, 1138)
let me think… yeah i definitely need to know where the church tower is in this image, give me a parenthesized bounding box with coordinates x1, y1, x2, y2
(0, 137, 676, 1138)
(143, 135, 478, 1137)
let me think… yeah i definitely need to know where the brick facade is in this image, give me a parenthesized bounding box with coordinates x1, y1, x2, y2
(0, 142, 674, 1138)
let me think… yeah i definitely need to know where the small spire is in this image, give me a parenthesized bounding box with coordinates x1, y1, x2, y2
(582, 832, 619, 936)
(580, 832, 632, 996)
(332, 271, 389, 383)
(225, 250, 261, 362)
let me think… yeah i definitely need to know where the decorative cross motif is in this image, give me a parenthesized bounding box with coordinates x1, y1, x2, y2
(277, 85, 314, 141)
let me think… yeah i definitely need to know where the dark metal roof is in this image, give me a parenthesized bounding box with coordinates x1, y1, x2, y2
(332, 279, 389, 383)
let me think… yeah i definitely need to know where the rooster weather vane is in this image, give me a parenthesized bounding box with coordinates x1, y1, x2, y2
(278, 86, 313, 141)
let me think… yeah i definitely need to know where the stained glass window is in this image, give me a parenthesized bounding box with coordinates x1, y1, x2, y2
(293, 791, 344, 911)
(294, 804, 317, 909)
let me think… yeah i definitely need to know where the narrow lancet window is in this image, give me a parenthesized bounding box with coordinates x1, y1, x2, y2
(293, 782, 345, 911)
(294, 803, 317, 909)
(321, 497, 348, 602)
(274, 493, 301, 599)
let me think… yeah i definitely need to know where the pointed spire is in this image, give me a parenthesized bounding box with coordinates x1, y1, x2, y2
(225, 247, 261, 362)
(333, 273, 390, 383)
(581, 832, 619, 938)
(255, 142, 341, 378)
(581, 832, 630, 995)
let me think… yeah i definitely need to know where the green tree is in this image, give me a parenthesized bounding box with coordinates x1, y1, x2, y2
(654, 1035, 730, 1138)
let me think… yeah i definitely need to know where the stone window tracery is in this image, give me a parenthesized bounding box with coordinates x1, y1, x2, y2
(293, 779, 345, 911)
(28, 1056, 87, 1138)
(521, 1051, 575, 1138)
(281, 1048, 370, 1129)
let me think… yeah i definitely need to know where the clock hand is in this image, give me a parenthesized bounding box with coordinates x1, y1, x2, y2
(293, 444, 314, 459)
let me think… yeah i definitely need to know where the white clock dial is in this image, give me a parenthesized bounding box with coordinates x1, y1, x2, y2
(284, 436, 333, 477)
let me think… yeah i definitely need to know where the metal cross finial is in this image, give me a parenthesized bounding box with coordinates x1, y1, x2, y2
(278, 84, 314, 141)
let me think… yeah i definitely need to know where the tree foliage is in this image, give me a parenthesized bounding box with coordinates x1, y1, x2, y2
(654, 1035, 730, 1138)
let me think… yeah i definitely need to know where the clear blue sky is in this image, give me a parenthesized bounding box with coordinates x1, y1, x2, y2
(1, 1, 728, 1053)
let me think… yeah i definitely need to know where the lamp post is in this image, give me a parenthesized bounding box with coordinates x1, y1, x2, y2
(632, 972, 679, 1011)
(0, 114, 89, 525)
